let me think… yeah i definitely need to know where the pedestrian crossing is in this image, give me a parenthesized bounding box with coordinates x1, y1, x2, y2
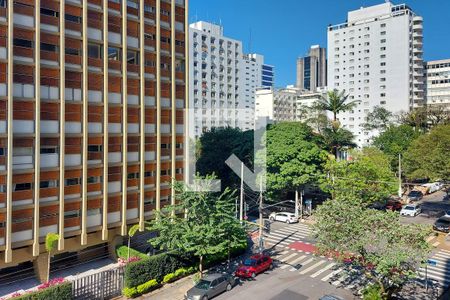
(418, 248, 450, 290)
(271, 248, 365, 292)
(264, 222, 312, 248)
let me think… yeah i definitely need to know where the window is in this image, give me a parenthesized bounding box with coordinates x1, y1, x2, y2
(15, 183, 32, 191)
(65, 178, 80, 186)
(65, 14, 82, 23)
(65, 48, 80, 56)
(41, 43, 58, 52)
(64, 210, 80, 219)
(381, 23, 386, 28)
(40, 147, 57, 154)
(127, 51, 139, 65)
(108, 47, 121, 61)
(144, 5, 155, 13)
(161, 170, 171, 176)
(14, 38, 32, 48)
(380, 93, 386, 97)
(380, 39, 386, 43)
(381, 31, 386, 35)
(88, 43, 102, 59)
(144, 171, 155, 177)
(145, 59, 156, 67)
(0, 148, 4, 156)
(87, 176, 102, 184)
(88, 145, 102, 152)
(41, 8, 59, 17)
(161, 36, 171, 44)
(127, 0, 139, 9)
(161, 9, 170, 16)
(127, 172, 140, 179)
(145, 33, 155, 40)
(40, 180, 58, 189)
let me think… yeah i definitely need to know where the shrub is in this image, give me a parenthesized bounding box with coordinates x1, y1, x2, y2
(122, 280, 160, 298)
(362, 284, 383, 300)
(12, 282, 72, 300)
(124, 252, 193, 288)
(204, 241, 248, 268)
(122, 287, 139, 299)
(136, 279, 159, 295)
(116, 246, 148, 260)
(162, 273, 176, 284)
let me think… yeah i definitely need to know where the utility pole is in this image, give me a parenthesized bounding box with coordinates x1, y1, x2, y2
(239, 162, 244, 222)
(258, 178, 264, 253)
(300, 190, 304, 221)
(398, 154, 402, 198)
(294, 190, 299, 219)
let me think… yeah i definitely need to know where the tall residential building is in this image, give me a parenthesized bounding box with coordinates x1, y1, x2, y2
(255, 87, 299, 127)
(327, 2, 424, 146)
(0, 0, 187, 280)
(189, 22, 267, 137)
(425, 59, 450, 107)
(296, 45, 327, 92)
(246, 53, 275, 89)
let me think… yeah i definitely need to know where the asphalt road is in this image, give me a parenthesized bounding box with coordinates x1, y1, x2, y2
(215, 264, 356, 300)
(400, 191, 449, 226)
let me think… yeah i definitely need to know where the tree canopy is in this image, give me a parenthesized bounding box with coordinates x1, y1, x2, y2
(145, 178, 247, 274)
(361, 105, 394, 132)
(314, 89, 360, 122)
(313, 196, 432, 299)
(321, 147, 397, 204)
(372, 125, 420, 170)
(196, 127, 253, 190)
(403, 124, 450, 181)
(264, 122, 328, 199)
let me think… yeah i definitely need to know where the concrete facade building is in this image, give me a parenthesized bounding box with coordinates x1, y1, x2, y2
(0, 0, 188, 279)
(426, 59, 450, 107)
(255, 87, 299, 127)
(327, 2, 424, 146)
(296, 45, 327, 92)
(189, 22, 268, 136)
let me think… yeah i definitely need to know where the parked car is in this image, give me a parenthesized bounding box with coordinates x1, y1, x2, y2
(368, 202, 386, 211)
(385, 200, 403, 212)
(234, 254, 273, 278)
(422, 182, 444, 194)
(400, 204, 422, 217)
(319, 295, 345, 300)
(445, 210, 450, 218)
(184, 273, 235, 300)
(268, 212, 298, 224)
(407, 190, 424, 202)
(433, 217, 450, 233)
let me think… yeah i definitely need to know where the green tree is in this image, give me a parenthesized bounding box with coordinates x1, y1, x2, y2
(403, 124, 450, 181)
(372, 125, 420, 170)
(264, 122, 328, 200)
(361, 105, 394, 132)
(321, 125, 357, 157)
(321, 148, 397, 204)
(45, 233, 59, 282)
(313, 196, 432, 299)
(397, 108, 428, 133)
(314, 89, 360, 123)
(145, 178, 246, 276)
(196, 127, 253, 190)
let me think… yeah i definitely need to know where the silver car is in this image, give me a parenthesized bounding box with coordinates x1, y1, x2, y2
(185, 273, 235, 300)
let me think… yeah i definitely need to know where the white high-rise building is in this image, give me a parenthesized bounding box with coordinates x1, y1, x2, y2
(425, 59, 450, 107)
(327, 2, 424, 146)
(189, 22, 265, 137)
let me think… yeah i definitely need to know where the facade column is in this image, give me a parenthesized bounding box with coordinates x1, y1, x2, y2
(156, 0, 162, 210)
(121, 0, 128, 236)
(81, 0, 88, 245)
(139, 0, 146, 230)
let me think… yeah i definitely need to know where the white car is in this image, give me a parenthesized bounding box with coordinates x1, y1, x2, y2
(422, 182, 443, 194)
(269, 212, 298, 224)
(400, 204, 422, 217)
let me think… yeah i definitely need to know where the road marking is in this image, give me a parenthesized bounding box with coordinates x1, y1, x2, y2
(321, 268, 343, 282)
(310, 262, 336, 278)
(288, 255, 307, 271)
(299, 260, 326, 275)
(439, 248, 450, 254)
(426, 236, 435, 242)
(273, 250, 289, 258)
(279, 253, 298, 263)
(332, 273, 348, 286)
(296, 257, 315, 271)
(433, 241, 440, 247)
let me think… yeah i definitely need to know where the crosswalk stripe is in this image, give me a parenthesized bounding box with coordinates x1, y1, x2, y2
(433, 241, 440, 247)
(419, 272, 450, 285)
(273, 250, 289, 258)
(311, 262, 336, 278)
(273, 227, 311, 235)
(267, 231, 309, 238)
(332, 273, 348, 286)
(419, 267, 450, 280)
(439, 249, 450, 255)
(280, 253, 298, 263)
(426, 236, 435, 242)
(321, 268, 343, 282)
(432, 253, 450, 260)
(299, 260, 326, 275)
(266, 233, 307, 241)
(288, 255, 307, 271)
(296, 257, 315, 271)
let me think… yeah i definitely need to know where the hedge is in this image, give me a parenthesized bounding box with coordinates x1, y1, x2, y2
(162, 266, 196, 284)
(116, 246, 148, 260)
(124, 252, 193, 288)
(12, 282, 72, 300)
(123, 279, 160, 298)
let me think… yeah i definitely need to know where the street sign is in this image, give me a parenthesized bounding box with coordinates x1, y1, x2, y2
(427, 259, 437, 267)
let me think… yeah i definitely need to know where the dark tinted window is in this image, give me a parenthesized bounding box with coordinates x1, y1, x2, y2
(14, 38, 32, 48)
(65, 14, 82, 23)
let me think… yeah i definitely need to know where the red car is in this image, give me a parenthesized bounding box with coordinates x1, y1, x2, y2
(385, 200, 403, 211)
(234, 254, 273, 278)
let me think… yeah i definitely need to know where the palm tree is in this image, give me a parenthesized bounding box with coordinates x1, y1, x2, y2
(315, 89, 360, 124)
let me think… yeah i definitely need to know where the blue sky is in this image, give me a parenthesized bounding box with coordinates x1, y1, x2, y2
(190, 0, 450, 87)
